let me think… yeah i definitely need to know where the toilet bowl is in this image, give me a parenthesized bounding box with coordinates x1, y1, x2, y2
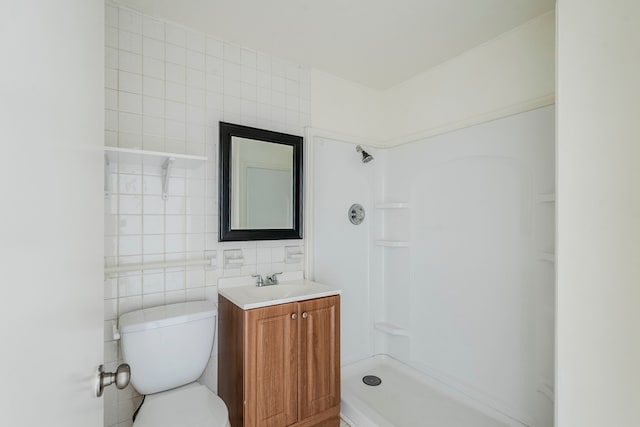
(134, 383, 230, 427)
(118, 301, 230, 427)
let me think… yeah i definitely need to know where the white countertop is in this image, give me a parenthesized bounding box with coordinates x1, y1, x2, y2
(218, 278, 341, 310)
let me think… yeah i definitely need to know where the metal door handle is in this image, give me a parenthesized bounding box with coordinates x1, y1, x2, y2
(291, 313, 297, 320)
(302, 312, 308, 319)
(96, 363, 131, 397)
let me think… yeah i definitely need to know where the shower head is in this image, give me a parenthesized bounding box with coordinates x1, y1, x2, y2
(356, 145, 374, 163)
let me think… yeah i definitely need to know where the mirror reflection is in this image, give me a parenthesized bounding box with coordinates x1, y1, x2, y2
(230, 136, 294, 229)
(219, 122, 303, 242)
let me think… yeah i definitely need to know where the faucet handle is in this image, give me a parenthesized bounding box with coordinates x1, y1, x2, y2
(266, 272, 282, 285)
(252, 274, 264, 286)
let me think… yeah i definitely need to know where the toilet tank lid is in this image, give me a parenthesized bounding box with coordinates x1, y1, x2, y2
(119, 301, 217, 334)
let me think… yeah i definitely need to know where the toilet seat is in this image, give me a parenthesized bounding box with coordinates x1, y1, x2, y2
(133, 383, 230, 427)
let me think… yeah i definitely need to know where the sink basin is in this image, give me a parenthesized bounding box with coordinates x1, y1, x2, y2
(218, 279, 341, 310)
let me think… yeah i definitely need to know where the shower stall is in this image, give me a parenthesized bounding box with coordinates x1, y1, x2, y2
(309, 106, 555, 427)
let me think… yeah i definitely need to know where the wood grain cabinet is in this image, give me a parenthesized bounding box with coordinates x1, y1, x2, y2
(218, 295, 340, 427)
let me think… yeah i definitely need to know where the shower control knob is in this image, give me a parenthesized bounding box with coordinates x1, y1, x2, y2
(96, 363, 131, 397)
(291, 313, 297, 320)
(302, 312, 308, 319)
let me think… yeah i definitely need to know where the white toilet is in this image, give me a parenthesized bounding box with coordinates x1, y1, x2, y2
(119, 301, 230, 427)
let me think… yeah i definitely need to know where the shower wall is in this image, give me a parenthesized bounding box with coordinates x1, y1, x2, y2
(312, 137, 384, 365)
(312, 106, 555, 427)
(383, 106, 555, 426)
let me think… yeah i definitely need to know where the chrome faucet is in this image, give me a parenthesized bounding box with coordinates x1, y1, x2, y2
(265, 272, 282, 286)
(252, 272, 282, 286)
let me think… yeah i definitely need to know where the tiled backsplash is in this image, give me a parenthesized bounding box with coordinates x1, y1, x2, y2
(103, 2, 309, 426)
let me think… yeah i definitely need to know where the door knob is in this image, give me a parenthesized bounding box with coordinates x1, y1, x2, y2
(302, 312, 308, 319)
(96, 363, 131, 397)
(291, 313, 297, 320)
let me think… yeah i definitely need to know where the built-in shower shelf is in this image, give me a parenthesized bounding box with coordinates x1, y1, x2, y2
(374, 322, 409, 336)
(537, 193, 556, 203)
(375, 240, 409, 247)
(540, 252, 556, 263)
(375, 202, 410, 209)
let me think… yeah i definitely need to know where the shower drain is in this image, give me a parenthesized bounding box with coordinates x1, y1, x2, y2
(362, 375, 382, 386)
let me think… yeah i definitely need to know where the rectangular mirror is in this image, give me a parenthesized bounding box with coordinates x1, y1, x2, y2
(219, 122, 303, 241)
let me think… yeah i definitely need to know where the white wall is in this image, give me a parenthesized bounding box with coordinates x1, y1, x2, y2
(312, 137, 384, 365)
(381, 11, 555, 145)
(308, 12, 555, 149)
(556, 2, 640, 426)
(0, 0, 104, 425)
(310, 70, 384, 145)
(103, 3, 307, 426)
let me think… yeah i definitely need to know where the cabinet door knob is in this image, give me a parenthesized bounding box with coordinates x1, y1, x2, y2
(302, 312, 308, 319)
(291, 313, 297, 320)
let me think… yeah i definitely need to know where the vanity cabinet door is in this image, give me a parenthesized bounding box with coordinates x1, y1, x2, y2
(245, 303, 298, 427)
(297, 296, 341, 421)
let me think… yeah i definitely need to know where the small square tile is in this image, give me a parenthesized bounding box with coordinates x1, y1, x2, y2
(143, 214, 164, 234)
(187, 50, 206, 71)
(119, 30, 142, 54)
(166, 44, 187, 65)
(206, 37, 223, 57)
(166, 62, 186, 84)
(166, 24, 187, 46)
(223, 43, 241, 64)
(105, 68, 118, 89)
(143, 96, 164, 118)
(105, 5, 118, 27)
(120, 70, 142, 94)
(143, 235, 164, 254)
(119, 50, 142, 73)
(143, 116, 164, 136)
(143, 37, 164, 60)
(187, 31, 206, 52)
(105, 26, 118, 48)
(119, 9, 142, 34)
(119, 92, 142, 114)
(119, 235, 142, 256)
(166, 82, 186, 102)
(143, 76, 164, 98)
(143, 56, 165, 80)
(118, 112, 142, 134)
(105, 47, 118, 69)
(143, 16, 164, 40)
(241, 49, 256, 67)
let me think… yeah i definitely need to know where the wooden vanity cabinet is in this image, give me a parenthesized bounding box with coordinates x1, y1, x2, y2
(218, 295, 340, 427)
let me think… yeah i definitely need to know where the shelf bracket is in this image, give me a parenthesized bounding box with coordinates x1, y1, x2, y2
(161, 157, 175, 200)
(104, 154, 111, 198)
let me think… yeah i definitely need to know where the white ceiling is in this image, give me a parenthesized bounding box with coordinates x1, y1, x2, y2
(116, 0, 555, 89)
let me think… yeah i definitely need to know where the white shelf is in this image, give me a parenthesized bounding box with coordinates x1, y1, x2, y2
(375, 240, 409, 247)
(375, 202, 410, 209)
(537, 193, 556, 203)
(104, 146, 207, 168)
(374, 322, 409, 336)
(540, 252, 556, 263)
(104, 147, 208, 199)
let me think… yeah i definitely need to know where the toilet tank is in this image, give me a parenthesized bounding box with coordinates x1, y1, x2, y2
(119, 301, 217, 395)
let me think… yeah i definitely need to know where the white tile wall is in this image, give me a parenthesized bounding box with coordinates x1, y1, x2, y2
(104, 3, 309, 426)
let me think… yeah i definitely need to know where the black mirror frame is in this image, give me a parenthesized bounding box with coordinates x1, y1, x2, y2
(218, 122, 303, 241)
